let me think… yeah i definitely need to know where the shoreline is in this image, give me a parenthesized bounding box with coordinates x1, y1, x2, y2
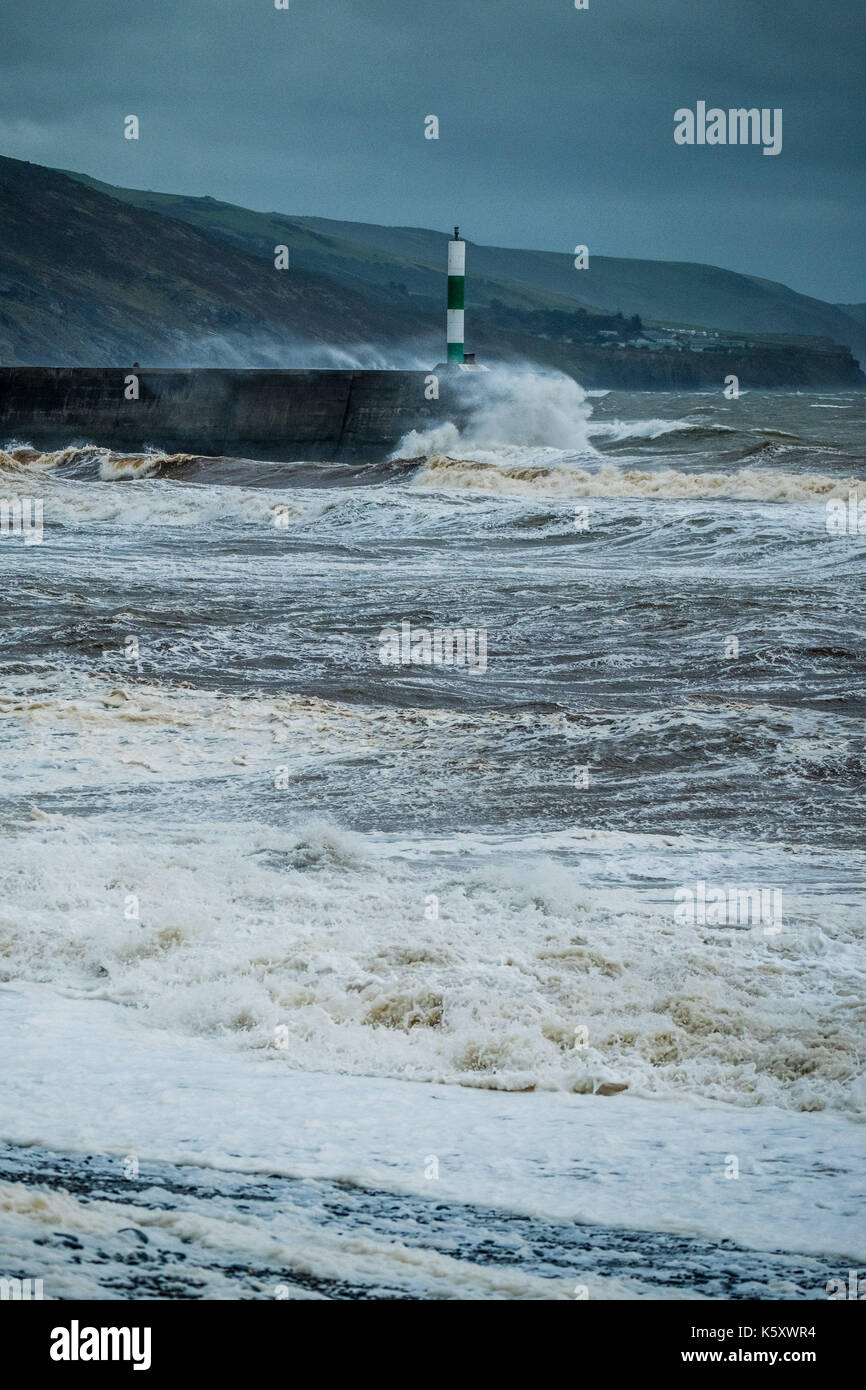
(0, 1139, 848, 1300)
(2, 980, 863, 1301)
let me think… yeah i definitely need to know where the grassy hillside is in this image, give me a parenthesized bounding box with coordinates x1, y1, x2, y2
(837, 304, 866, 328)
(62, 171, 606, 321)
(298, 220, 866, 362)
(0, 157, 434, 366)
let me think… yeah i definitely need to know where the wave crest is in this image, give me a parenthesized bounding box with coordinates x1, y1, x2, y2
(0, 445, 202, 480)
(412, 455, 866, 502)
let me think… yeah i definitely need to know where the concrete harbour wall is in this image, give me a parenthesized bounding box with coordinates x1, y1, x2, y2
(0, 368, 456, 459)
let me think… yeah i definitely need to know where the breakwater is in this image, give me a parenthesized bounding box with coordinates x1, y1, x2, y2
(0, 368, 458, 460)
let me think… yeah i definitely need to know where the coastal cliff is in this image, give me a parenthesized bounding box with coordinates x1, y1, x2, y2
(512, 338, 864, 390)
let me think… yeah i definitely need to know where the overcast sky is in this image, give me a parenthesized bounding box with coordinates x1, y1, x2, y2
(1, 0, 863, 301)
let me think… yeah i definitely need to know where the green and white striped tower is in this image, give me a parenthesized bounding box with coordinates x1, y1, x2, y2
(446, 226, 465, 363)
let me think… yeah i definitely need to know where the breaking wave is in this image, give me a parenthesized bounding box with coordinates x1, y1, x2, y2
(412, 455, 866, 502)
(396, 366, 598, 458)
(0, 445, 202, 481)
(2, 800, 863, 1111)
(587, 418, 738, 443)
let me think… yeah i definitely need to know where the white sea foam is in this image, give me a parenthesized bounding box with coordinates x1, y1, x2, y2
(2, 675, 864, 1113)
(4, 807, 861, 1110)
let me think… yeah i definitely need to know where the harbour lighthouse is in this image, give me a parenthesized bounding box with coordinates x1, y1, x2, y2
(445, 228, 486, 370)
(446, 227, 466, 363)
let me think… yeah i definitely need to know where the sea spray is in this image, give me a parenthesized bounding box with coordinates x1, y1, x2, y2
(394, 365, 598, 460)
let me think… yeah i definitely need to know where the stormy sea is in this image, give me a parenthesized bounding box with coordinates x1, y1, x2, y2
(1, 375, 864, 1300)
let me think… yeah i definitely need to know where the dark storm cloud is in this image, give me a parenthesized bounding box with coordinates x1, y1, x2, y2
(0, 0, 863, 299)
